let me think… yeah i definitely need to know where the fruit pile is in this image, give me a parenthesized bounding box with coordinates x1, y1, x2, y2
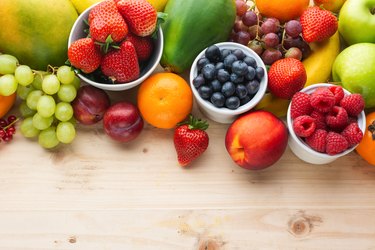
(290, 85, 365, 155)
(192, 44, 265, 110)
(68, 0, 159, 83)
(231, 0, 338, 67)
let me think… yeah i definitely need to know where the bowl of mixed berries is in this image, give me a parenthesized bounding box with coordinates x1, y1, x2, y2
(67, 0, 163, 91)
(287, 83, 366, 164)
(189, 42, 268, 124)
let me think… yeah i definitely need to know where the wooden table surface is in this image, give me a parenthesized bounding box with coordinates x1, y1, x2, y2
(1, 64, 375, 250)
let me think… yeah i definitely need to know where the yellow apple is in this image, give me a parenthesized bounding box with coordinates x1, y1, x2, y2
(313, 0, 347, 13)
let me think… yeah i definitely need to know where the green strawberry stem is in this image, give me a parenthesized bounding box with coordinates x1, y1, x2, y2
(152, 12, 168, 39)
(178, 114, 209, 130)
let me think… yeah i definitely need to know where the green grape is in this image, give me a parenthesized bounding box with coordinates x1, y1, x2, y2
(15, 65, 34, 86)
(57, 84, 77, 102)
(17, 85, 35, 100)
(55, 102, 73, 122)
(38, 126, 59, 149)
(0, 54, 19, 74)
(42, 74, 60, 95)
(37, 95, 56, 118)
(26, 90, 43, 110)
(20, 117, 40, 138)
(71, 75, 81, 90)
(69, 117, 77, 127)
(32, 113, 53, 130)
(31, 73, 44, 90)
(19, 101, 37, 117)
(57, 65, 75, 84)
(56, 121, 76, 144)
(0, 74, 18, 96)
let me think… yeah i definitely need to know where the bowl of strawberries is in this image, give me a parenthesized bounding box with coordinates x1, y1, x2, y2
(67, 0, 164, 91)
(287, 83, 366, 165)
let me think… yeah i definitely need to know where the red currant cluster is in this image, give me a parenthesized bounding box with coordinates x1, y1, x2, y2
(0, 115, 18, 143)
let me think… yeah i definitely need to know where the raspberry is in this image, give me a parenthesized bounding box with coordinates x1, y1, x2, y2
(328, 85, 345, 105)
(293, 115, 316, 137)
(340, 93, 365, 117)
(348, 116, 358, 124)
(290, 92, 313, 119)
(326, 132, 349, 155)
(310, 110, 327, 130)
(310, 87, 335, 113)
(306, 129, 328, 153)
(326, 106, 348, 130)
(341, 123, 363, 147)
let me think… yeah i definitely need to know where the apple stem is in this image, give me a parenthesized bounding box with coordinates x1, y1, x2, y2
(371, 7, 375, 15)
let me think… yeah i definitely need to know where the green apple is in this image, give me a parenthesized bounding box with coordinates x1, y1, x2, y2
(338, 0, 375, 45)
(332, 43, 375, 108)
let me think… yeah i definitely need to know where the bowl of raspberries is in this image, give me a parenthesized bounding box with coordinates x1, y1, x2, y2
(67, 0, 163, 91)
(287, 83, 366, 164)
(189, 42, 268, 124)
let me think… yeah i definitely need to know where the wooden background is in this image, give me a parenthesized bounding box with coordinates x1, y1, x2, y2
(1, 64, 375, 249)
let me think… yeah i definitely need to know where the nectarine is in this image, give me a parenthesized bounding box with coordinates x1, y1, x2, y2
(225, 110, 288, 170)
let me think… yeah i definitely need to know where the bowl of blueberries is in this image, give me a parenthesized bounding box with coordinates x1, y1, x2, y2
(190, 42, 268, 124)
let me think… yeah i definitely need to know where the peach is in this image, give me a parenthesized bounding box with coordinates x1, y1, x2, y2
(225, 110, 288, 170)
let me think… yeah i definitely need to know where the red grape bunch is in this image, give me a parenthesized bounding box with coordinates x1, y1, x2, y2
(231, 0, 311, 66)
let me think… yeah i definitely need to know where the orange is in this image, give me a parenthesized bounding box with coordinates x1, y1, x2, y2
(0, 93, 16, 119)
(256, 0, 310, 23)
(137, 72, 193, 129)
(356, 112, 375, 166)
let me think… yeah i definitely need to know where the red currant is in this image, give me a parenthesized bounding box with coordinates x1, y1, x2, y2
(7, 115, 17, 123)
(0, 119, 7, 128)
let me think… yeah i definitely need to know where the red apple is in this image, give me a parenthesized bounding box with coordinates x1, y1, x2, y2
(225, 110, 288, 170)
(103, 102, 144, 143)
(72, 85, 111, 125)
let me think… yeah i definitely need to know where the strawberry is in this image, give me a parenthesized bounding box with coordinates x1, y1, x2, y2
(116, 0, 157, 37)
(89, 0, 128, 43)
(300, 6, 338, 43)
(101, 40, 140, 83)
(126, 32, 154, 61)
(267, 58, 307, 99)
(68, 38, 102, 74)
(173, 115, 209, 167)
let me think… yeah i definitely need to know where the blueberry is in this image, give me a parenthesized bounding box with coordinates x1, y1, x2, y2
(256, 67, 265, 80)
(193, 74, 205, 88)
(202, 63, 216, 80)
(225, 96, 241, 110)
(243, 56, 257, 67)
(232, 49, 245, 60)
(230, 73, 244, 84)
(210, 92, 226, 108)
(198, 85, 213, 100)
(246, 80, 260, 95)
(221, 81, 236, 97)
(232, 60, 248, 76)
(215, 62, 225, 70)
(217, 69, 230, 83)
(209, 79, 222, 92)
(245, 66, 256, 81)
(220, 49, 231, 60)
(235, 84, 248, 99)
(197, 57, 210, 71)
(205, 45, 221, 63)
(223, 54, 237, 70)
(240, 95, 252, 105)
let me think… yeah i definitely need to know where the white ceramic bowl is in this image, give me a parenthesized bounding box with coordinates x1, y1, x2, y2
(68, 3, 163, 91)
(189, 42, 268, 124)
(287, 83, 366, 165)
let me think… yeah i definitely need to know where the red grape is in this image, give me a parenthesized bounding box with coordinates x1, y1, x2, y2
(234, 31, 251, 45)
(285, 47, 303, 60)
(261, 49, 282, 65)
(263, 33, 279, 48)
(285, 20, 302, 38)
(235, 0, 248, 17)
(242, 11, 258, 27)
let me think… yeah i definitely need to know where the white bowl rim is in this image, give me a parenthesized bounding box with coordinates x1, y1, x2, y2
(189, 42, 268, 115)
(287, 83, 367, 159)
(68, 2, 163, 91)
